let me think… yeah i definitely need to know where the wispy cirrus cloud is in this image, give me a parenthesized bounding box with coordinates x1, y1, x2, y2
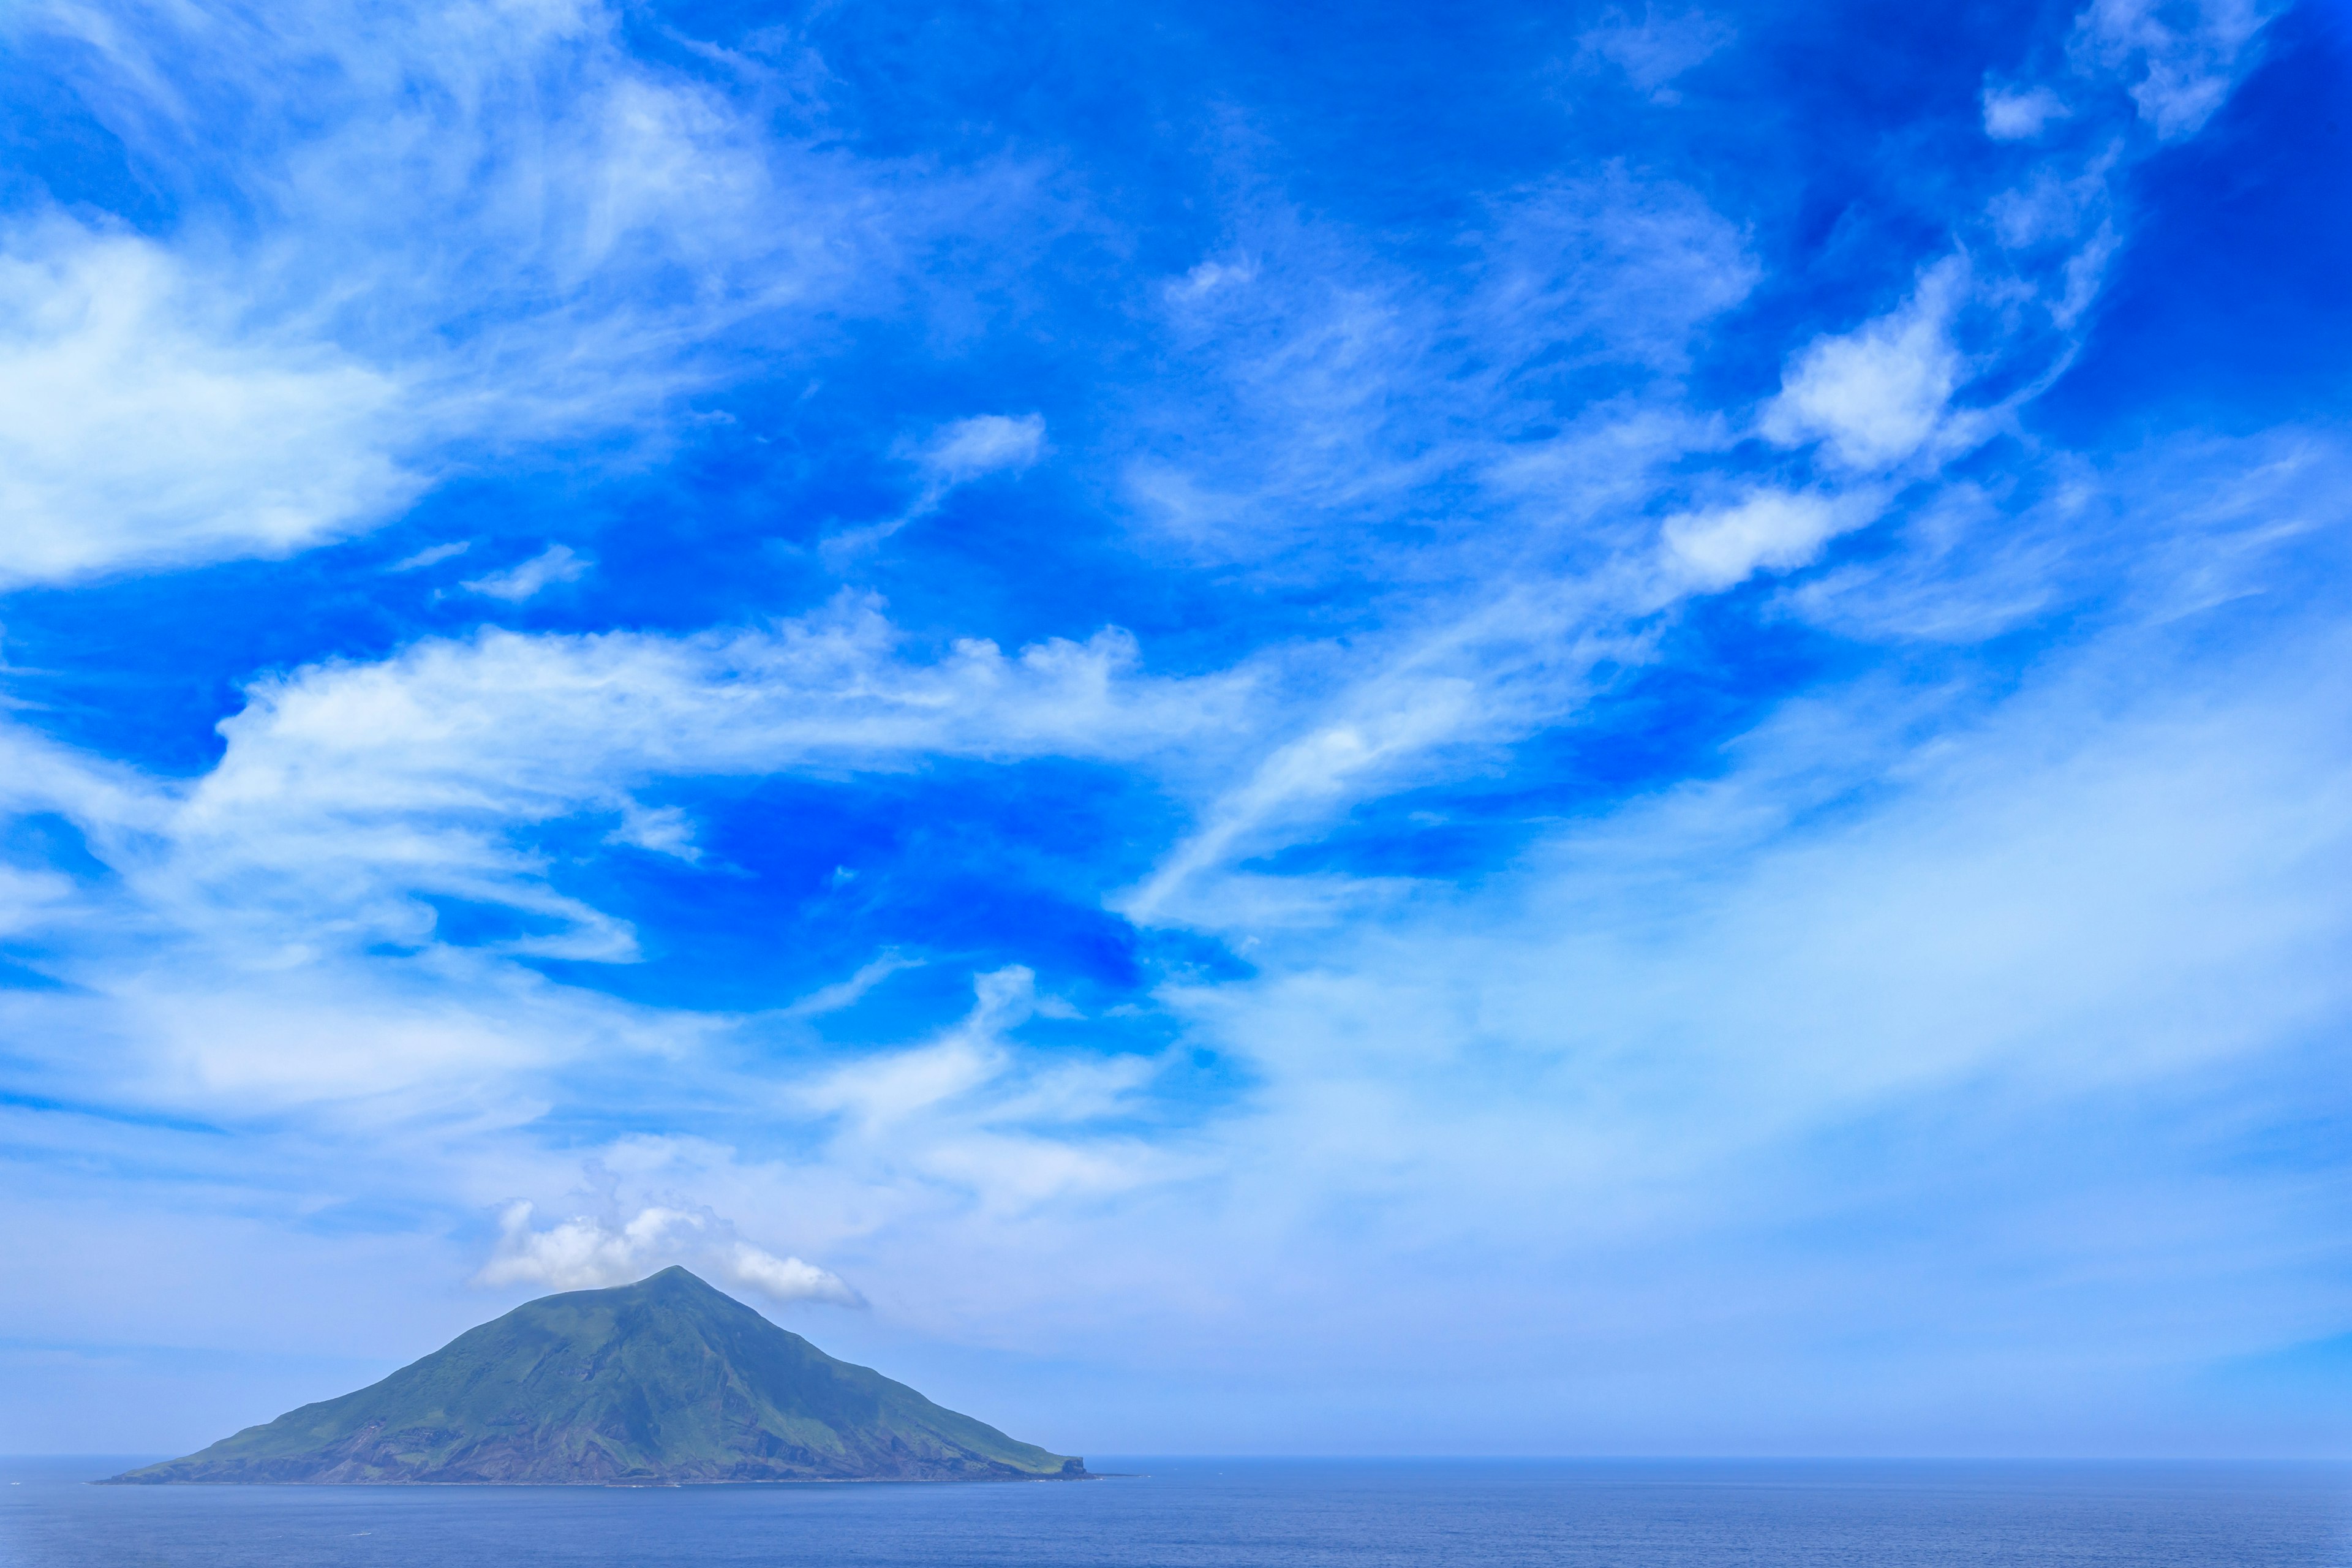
(1578, 6, 1736, 100)
(2071, 0, 2280, 140)
(461, 545, 591, 602)
(824, 413, 1050, 559)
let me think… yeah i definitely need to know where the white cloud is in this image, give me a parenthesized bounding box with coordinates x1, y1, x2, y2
(184, 597, 1234, 847)
(1166, 256, 1259, 303)
(0, 934, 708, 1107)
(1579, 6, 1736, 98)
(785, 952, 922, 1017)
(726, 1245, 863, 1305)
(824, 413, 1048, 559)
(801, 967, 1034, 1129)
(1983, 83, 2071, 140)
(1124, 685, 1483, 924)
(605, 802, 699, 861)
(804, 1035, 1006, 1131)
(0, 222, 420, 587)
(788, 968, 1174, 1220)
(2072, 0, 2278, 140)
(921, 413, 1047, 484)
(1125, 172, 1752, 570)
(1471, 174, 1760, 375)
(1762, 258, 1970, 470)
(461, 544, 591, 601)
(390, 541, 472, 571)
(0, 862, 78, 939)
(1986, 159, 2115, 251)
(477, 1201, 863, 1306)
(1660, 488, 1877, 590)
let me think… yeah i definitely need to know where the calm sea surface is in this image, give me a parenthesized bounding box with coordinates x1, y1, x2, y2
(4, 1456, 2346, 1567)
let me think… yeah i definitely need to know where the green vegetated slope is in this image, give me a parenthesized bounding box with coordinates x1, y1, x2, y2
(110, 1267, 1087, 1485)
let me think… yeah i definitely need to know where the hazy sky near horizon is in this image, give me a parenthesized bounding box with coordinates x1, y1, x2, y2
(2, 0, 2350, 1458)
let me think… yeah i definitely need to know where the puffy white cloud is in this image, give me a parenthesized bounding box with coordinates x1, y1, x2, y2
(478, 1202, 863, 1306)
(1983, 83, 2071, 140)
(1762, 258, 1971, 471)
(726, 1246, 864, 1306)
(1165, 256, 1259, 304)
(1660, 488, 1878, 590)
(921, 414, 1047, 484)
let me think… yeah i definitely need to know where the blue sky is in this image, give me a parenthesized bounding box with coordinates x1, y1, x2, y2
(1, 0, 2348, 1458)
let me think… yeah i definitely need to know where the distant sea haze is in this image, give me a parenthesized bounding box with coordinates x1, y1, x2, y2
(6, 1457, 2349, 1566)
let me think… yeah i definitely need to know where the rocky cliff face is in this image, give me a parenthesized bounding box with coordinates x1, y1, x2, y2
(109, 1268, 1088, 1485)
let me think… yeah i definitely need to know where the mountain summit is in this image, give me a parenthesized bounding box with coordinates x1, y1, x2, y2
(108, 1268, 1087, 1485)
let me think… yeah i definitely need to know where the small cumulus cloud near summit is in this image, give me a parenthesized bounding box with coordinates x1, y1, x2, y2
(478, 1203, 864, 1310)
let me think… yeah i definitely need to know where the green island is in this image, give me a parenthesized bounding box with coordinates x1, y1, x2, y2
(107, 1267, 1088, 1485)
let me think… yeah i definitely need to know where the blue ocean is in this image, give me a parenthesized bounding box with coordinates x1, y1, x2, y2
(4, 1457, 2345, 1567)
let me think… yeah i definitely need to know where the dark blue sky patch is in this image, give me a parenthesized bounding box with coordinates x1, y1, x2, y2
(518, 760, 1181, 1014)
